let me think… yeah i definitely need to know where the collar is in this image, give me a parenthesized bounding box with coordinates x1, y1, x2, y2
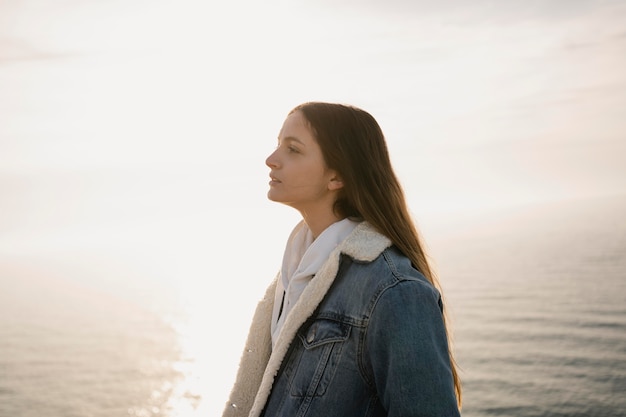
(339, 221, 392, 262)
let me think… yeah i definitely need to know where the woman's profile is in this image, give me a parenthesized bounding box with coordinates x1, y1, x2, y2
(222, 102, 461, 417)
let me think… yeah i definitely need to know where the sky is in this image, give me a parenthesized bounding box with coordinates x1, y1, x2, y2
(1, 0, 624, 254)
(1, 0, 625, 318)
(1, 0, 625, 414)
(2, 1, 625, 191)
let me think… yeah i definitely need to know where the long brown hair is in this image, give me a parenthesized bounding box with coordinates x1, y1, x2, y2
(291, 101, 462, 407)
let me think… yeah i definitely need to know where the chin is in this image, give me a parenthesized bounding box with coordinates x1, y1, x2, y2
(267, 190, 281, 202)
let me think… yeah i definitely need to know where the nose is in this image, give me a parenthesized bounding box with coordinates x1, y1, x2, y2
(266, 148, 279, 169)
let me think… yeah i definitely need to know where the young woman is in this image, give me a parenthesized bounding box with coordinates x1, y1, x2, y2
(223, 102, 461, 417)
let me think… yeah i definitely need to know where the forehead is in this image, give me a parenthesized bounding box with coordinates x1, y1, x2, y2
(278, 111, 315, 142)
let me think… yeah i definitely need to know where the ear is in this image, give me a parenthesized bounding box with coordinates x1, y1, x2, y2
(328, 173, 344, 191)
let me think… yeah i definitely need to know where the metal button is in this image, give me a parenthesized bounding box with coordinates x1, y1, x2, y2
(307, 325, 316, 343)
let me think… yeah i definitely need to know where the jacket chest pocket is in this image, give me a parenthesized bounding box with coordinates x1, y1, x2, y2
(289, 319, 351, 397)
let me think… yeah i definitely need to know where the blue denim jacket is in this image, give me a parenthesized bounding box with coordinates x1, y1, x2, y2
(262, 247, 459, 417)
(223, 222, 460, 417)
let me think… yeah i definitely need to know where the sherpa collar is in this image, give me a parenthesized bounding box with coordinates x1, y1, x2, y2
(340, 220, 392, 262)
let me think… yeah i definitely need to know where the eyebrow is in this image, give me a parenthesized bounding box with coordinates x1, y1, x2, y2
(278, 136, 306, 146)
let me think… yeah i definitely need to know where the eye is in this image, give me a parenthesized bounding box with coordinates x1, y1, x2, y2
(287, 146, 300, 154)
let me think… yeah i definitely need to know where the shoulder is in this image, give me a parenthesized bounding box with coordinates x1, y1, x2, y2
(336, 222, 434, 295)
(317, 222, 441, 320)
(337, 222, 432, 288)
(344, 245, 440, 303)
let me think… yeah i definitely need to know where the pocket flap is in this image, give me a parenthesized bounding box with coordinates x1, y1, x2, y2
(299, 319, 351, 349)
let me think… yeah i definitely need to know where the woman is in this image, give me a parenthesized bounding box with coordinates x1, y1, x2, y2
(223, 102, 461, 417)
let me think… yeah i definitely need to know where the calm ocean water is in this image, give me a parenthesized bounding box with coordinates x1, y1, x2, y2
(1, 194, 624, 417)
(433, 194, 626, 417)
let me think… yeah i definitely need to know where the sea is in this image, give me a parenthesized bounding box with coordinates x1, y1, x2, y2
(1, 193, 625, 417)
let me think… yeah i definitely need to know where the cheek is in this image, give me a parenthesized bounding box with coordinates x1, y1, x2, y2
(295, 166, 328, 188)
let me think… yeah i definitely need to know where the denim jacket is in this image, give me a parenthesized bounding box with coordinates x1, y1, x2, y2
(223, 222, 460, 417)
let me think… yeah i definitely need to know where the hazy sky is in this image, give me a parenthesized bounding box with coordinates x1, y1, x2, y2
(1, 0, 625, 268)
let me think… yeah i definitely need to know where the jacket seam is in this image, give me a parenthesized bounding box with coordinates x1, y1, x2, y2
(357, 250, 404, 390)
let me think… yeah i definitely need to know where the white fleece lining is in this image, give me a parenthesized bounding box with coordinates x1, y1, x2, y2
(272, 218, 359, 347)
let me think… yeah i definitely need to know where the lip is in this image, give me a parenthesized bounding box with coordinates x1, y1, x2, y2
(269, 174, 281, 185)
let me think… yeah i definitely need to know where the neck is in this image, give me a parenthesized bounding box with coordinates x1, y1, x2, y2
(300, 210, 345, 239)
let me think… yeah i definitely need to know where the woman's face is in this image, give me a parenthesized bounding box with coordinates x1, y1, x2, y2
(265, 111, 342, 214)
